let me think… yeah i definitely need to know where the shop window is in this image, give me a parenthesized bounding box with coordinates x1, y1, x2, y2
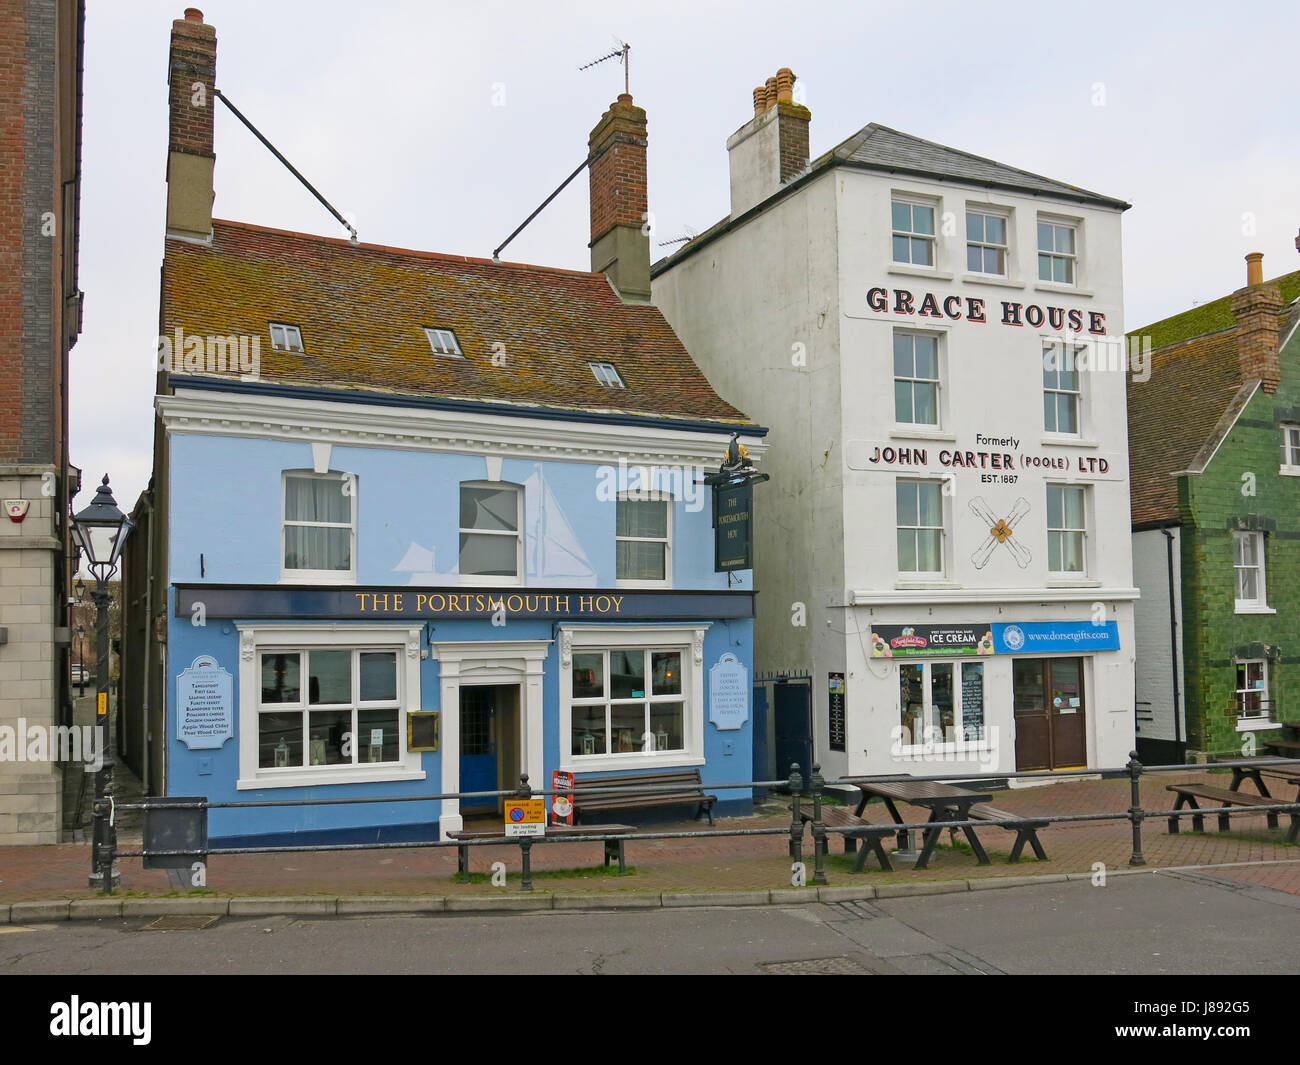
(966, 210, 1008, 276)
(1047, 484, 1088, 574)
(893, 332, 941, 427)
(283, 471, 356, 581)
(459, 481, 522, 584)
(1234, 660, 1271, 726)
(896, 479, 945, 576)
(897, 661, 985, 746)
(1037, 219, 1076, 285)
(616, 494, 671, 586)
(892, 198, 936, 267)
(1233, 531, 1268, 612)
(1042, 342, 1083, 435)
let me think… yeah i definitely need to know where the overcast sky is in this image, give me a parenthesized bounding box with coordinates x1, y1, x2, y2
(72, 0, 1300, 515)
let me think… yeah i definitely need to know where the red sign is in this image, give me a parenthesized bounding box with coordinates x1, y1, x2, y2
(551, 770, 575, 826)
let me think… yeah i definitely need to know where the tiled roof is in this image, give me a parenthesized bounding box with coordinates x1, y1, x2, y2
(823, 125, 1130, 210)
(162, 221, 750, 425)
(1135, 269, 1300, 351)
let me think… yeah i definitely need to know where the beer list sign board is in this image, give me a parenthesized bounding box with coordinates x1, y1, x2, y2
(828, 673, 846, 753)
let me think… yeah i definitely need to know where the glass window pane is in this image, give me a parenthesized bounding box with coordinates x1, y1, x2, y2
(285, 476, 348, 524)
(1063, 488, 1085, 529)
(984, 247, 1004, 274)
(917, 529, 942, 572)
(1044, 393, 1057, 432)
(931, 663, 954, 734)
(572, 704, 607, 756)
(1061, 531, 1084, 571)
(1057, 226, 1075, 253)
(894, 380, 913, 423)
(1038, 253, 1053, 282)
(897, 529, 917, 572)
(284, 525, 351, 571)
(967, 245, 983, 273)
(912, 237, 933, 266)
(1235, 533, 1255, 566)
(913, 382, 937, 425)
(913, 206, 934, 236)
(357, 707, 399, 762)
(261, 653, 300, 703)
(1058, 394, 1078, 433)
(617, 499, 667, 538)
(308, 650, 351, 704)
(914, 336, 938, 378)
(359, 652, 396, 702)
(900, 663, 925, 740)
(893, 333, 914, 377)
(573, 653, 604, 699)
(1038, 222, 1053, 252)
(1053, 257, 1068, 284)
(1238, 569, 1257, 601)
(652, 651, 682, 695)
(1048, 531, 1061, 571)
(610, 703, 645, 752)
(307, 708, 351, 765)
(896, 482, 917, 527)
(460, 485, 518, 532)
(986, 216, 1006, 244)
(917, 482, 942, 526)
(259, 712, 303, 768)
(617, 539, 666, 581)
(893, 235, 910, 262)
(649, 702, 684, 751)
(459, 532, 518, 577)
(1047, 486, 1064, 529)
(892, 202, 910, 232)
(966, 213, 983, 242)
(961, 662, 984, 740)
(609, 650, 646, 699)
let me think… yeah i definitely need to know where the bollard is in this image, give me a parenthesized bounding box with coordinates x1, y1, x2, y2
(788, 763, 804, 865)
(810, 763, 828, 886)
(1127, 750, 1146, 867)
(520, 838, 533, 892)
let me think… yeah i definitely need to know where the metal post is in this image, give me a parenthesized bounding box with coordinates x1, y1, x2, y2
(788, 763, 803, 865)
(520, 838, 533, 892)
(87, 585, 119, 892)
(810, 763, 827, 886)
(1127, 750, 1146, 867)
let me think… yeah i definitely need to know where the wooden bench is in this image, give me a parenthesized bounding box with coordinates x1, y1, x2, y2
(1166, 784, 1299, 839)
(446, 823, 634, 876)
(803, 806, 897, 872)
(1266, 738, 1300, 757)
(572, 769, 717, 825)
(968, 803, 1049, 862)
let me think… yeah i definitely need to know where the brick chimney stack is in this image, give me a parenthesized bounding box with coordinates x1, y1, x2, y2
(588, 93, 650, 302)
(1230, 252, 1283, 393)
(727, 67, 811, 217)
(166, 8, 216, 242)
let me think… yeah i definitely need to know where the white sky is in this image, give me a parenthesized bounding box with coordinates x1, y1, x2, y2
(72, 0, 1300, 514)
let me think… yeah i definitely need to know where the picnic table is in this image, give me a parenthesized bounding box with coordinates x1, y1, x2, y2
(1168, 758, 1300, 840)
(851, 779, 994, 870)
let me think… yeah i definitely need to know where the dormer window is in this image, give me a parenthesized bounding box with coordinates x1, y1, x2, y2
(590, 362, 626, 388)
(425, 328, 463, 357)
(269, 322, 304, 352)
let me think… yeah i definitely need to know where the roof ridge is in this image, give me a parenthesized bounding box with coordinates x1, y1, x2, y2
(1131, 268, 1300, 338)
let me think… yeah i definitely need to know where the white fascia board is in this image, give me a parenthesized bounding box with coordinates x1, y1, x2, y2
(156, 388, 767, 469)
(850, 586, 1140, 606)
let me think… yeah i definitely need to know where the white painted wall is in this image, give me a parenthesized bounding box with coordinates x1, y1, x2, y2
(1132, 526, 1184, 744)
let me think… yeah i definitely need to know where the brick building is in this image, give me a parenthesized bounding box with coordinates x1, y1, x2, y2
(1129, 247, 1300, 761)
(0, 0, 85, 844)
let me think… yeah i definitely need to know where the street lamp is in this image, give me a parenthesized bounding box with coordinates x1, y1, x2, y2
(72, 475, 132, 892)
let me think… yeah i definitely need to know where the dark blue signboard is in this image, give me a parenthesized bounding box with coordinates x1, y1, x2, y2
(713, 482, 753, 572)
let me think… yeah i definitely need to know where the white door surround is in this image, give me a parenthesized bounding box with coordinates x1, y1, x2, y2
(431, 639, 550, 837)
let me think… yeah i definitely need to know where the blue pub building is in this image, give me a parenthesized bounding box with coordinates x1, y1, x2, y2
(120, 11, 765, 845)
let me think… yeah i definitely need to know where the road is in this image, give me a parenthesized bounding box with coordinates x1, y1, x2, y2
(2, 869, 1298, 975)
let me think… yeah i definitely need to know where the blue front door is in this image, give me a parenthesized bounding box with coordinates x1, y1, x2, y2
(460, 687, 497, 812)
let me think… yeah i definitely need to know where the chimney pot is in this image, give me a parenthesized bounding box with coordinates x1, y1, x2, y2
(776, 68, 794, 103)
(617, 92, 633, 105)
(764, 77, 777, 110)
(1245, 251, 1264, 287)
(184, 7, 203, 21)
(753, 87, 766, 116)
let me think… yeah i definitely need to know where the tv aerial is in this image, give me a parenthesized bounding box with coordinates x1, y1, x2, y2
(579, 38, 631, 95)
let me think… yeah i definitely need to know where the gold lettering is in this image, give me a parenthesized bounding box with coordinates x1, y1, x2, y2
(595, 596, 611, 613)
(474, 594, 486, 612)
(392, 594, 404, 611)
(415, 594, 429, 612)
(524, 595, 540, 612)
(355, 593, 370, 612)
(609, 595, 623, 613)
(430, 594, 446, 612)
(555, 596, 570, 613)
(447, 594, 460, 612)
(506, 595, 523, 613)
(579, 596, 594, 612)
(374, 594, 389, 611)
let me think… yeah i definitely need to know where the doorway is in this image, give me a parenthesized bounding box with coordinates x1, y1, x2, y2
(1013, 657, 1087, 770)
(458, 684, 521, 816)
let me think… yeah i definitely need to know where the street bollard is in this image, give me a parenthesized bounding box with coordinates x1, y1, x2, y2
(810, 763, 827, 886)
(1127, 750, 1146, 867)
(520, 838, 533, 892)
(788, 763, 803, 865)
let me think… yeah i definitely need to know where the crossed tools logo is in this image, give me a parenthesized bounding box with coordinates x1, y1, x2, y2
(969, 496, 1032, 569)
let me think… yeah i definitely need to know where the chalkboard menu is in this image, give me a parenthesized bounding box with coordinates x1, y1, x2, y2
(828, 673, 846, 752)
(961, 663, 985, 740)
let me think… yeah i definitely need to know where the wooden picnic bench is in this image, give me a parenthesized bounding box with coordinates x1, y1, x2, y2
(571, 768, 717, 825)
(968, 804, 1049, 862)
(446, 823, 634, 875)
(1166, 783, 1299, 840)
(1265, 738, 1300, 757)
(801, 806, 898, 871)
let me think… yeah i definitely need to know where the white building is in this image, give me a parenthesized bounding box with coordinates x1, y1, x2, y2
(653, 71, 1138, 780)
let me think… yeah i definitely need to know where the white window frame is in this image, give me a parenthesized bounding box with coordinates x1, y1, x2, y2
(1233, 530, 1270, 612)
(893, 331, 943, 429)
(589, 361, 626, 388)
(1042, 341, 1085, 437)
(1037, 217, 1078, 286)
(235, 623, 425, 789)
(269, 322, 304, 352)
(424, 327, 463, 357)
(891, 195, 938, 268)
(558, 625, 708, 773)
(896, 478, 946, 578)
(894, 660, 991, 754)
(1047, 483, 1089, 576)
(1234, 659, 1273, 730)
(1281, 425, 1300, 475)
(281, 470, 357, 585)
(615, 492, 673, 589)
(458, 480, 524, 586)
(965, 208, 1009, 277)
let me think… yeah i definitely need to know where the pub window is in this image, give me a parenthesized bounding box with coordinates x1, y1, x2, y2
(616, 494, 672, 587)
(570, 648, 685, 756)
(459, 481, 523, 585)
(1042, 342, 1083, 435)
(966, 210, 1008, 276)
(1281, 425, 1300, 471)
(1037, 219, 1077, 285)
(898, 661, 985, 746)
(1234, 660, 1270, 724)
(283, 471, 356, 580)
(1047, 483, 1087, 574)
(1233, 531, 1268, 611)
(891, 199, 936, 267)
(258, 648, 401, 770)
(896, 479, 944, 576)
(893, 332, 940, 427)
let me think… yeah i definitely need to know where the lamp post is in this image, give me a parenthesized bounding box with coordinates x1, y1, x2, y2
(72, 475, 132, 893)
(75, 625, 86, 694)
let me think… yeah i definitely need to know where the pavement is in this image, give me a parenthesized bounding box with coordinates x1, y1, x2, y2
(6, 751, 1300, 918)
